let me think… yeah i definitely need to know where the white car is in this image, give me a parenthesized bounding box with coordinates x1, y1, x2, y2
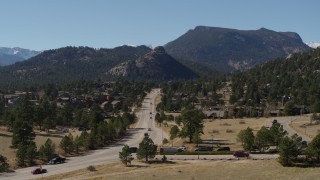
(178, 146, 186, 152)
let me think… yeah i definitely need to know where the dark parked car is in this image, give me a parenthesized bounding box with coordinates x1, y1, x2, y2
(272, 119, 278, 125)
(49, 157, 66, 164)
(129, 147, 138, 153)
(217, 147, 230, 151)
(78, 127, 88, 131)
(195, 146, 213, 151)
(233, 151, 249, 157)
(31, 168, 47, 174)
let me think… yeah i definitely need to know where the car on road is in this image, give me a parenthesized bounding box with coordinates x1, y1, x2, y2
(78, 127, 88, 131)
(233, 151, 249, 157)
(178, 146, 187, 152)
(217, 147, 230, 151)
(129, 147, 138, 153)
(148, 128, 152, 131)
(49, 157, 66, 164)
(160, 147, 179, 153)
(272, 119, 278, 125)
(31, 168, 47, 175)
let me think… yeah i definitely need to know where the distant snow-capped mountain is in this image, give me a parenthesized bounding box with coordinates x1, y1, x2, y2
(306, 42, 320, 49)
(0, 47, 41, 66)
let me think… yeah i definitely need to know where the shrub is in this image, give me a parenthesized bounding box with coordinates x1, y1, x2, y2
(162, 155, 167, 162)
(212, 130, 219, 133)
(0, 155, 9, 172)
(221, 123, 231, 126)
(226, 129, 233, 133)
(162, 138, 169, 144)
(268, 149, 278, 154)
(239, 120, 246, 124)
(87, 165, 96, 171)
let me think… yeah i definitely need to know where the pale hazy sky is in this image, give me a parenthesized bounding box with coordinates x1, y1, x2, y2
(0, 0, 319, 50)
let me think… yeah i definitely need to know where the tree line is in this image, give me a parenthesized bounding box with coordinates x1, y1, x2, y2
(230, 48, 320, 115)
(237, 122, 320, 166)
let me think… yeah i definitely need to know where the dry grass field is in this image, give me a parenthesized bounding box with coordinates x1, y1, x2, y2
(163, 117, 288, 151)
(201, 118, 270, 150)
(290, 114, 320, 140)
(39, 159, 320, 180)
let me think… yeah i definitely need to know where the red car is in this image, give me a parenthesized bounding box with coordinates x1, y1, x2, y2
(31, 168, 47, 175)
(233, 151, 249, 158)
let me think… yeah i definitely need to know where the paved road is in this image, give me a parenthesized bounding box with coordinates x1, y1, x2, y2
(278, 117, 311, 142)
(1, 89, 167, 180)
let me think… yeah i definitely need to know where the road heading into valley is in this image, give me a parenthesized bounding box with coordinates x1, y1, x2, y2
(1, 89, 168, 180)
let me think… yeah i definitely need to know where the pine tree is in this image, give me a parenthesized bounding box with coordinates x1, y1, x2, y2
(279, 136, 298, 166)
(137, 135, 156, 162)
(179, 109, 204, 143)
(119, 145, 133, 166)
(0, 154, 9, 172)
(12, 120, 35, 147)
(39, 138, 55, 162)
(16, 144, 27, 166)
(60, 134, 73, 155)
(79, 131, 90, 151)
(73, 135, 81, 154)
(255, 126, 272, 152)
(26, 142, 37, 165)
(237, 127, 255, 151)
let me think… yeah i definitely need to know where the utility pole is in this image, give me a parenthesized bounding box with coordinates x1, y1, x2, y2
(161, 122, 163, 143)
(211, 134, 214, 148)
(197, 133, 199, 160)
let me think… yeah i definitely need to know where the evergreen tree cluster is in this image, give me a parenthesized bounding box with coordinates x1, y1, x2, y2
(230, 48, 320, 114)
(156, 77, 225, 112)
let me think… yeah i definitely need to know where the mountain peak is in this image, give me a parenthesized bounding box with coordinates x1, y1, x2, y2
(153, 46, 166, 53)
(165, 26, 311, 72)
(108, 46, 198, 80)
(0, 47, 41, 66)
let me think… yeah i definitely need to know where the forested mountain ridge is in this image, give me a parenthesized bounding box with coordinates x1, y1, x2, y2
(230, 48, 320, 112)
(108, 46, 199, 80)
(165, 26, 311, 72)
(0, 46, 151, 89)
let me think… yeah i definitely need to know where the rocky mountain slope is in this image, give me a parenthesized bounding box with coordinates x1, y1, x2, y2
(108, 46, 198, 80)
(164, 26, 311, 72)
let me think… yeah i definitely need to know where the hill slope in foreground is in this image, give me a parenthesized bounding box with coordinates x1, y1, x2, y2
(43, 160, 320, 180)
